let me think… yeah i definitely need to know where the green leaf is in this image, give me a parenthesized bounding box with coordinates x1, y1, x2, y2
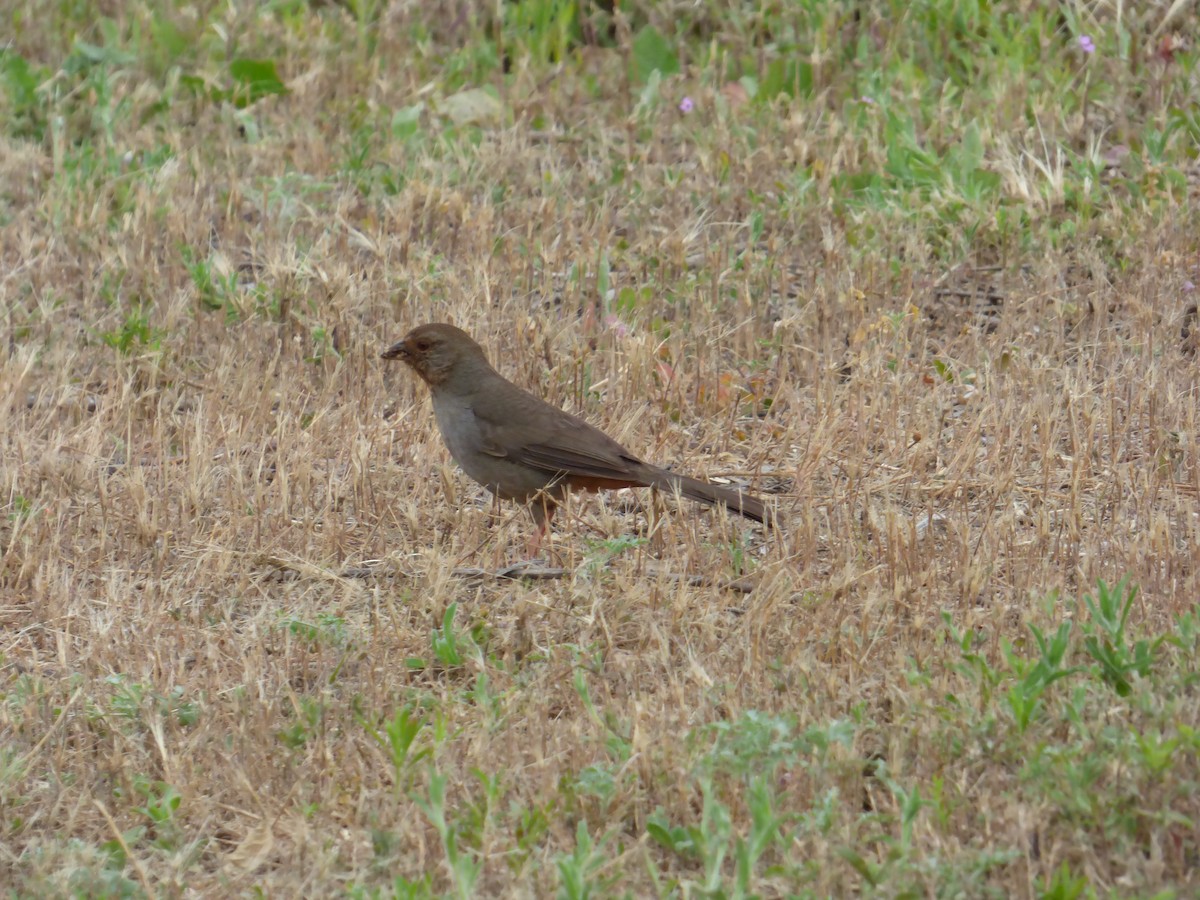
(150, 12, 191, 65)
(228, 58, 288, 108)
(631, 26, 678, 83)
(179, 73, 214, 99)
(758, 58, 813, 101)
(392, 102, 425, 138)
(71, 39, 136, 68)
(1, 51, 39, 105)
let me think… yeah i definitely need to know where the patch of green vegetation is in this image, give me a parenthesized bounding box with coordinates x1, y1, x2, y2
(0, 50, 51, 140)
(181, 58, 288, 110)
(98, 307, 165, 355)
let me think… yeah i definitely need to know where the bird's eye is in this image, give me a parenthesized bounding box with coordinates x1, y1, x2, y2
(414, 339, 432, 352)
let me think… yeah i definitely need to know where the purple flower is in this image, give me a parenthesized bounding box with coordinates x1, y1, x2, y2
(1078, 34, 1095, 54)
(1184, 280, 1196, 293)
(679, 96, 694, 114)
(604, 315, 630, 339)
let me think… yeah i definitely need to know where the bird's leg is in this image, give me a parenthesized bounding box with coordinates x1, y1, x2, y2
(526, 494, 557, 560)
(489, 492, 505, 569)
(525, 523, 548, 559)
(647, 486, 667, 555)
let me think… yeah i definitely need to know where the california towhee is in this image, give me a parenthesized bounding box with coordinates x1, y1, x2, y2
(382, 323, 773, 543)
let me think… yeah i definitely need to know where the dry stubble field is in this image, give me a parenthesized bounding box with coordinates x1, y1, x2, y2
(2, 2, 1200, 897)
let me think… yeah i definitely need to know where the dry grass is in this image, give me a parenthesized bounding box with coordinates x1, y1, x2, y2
(2, 2, 1199, 896)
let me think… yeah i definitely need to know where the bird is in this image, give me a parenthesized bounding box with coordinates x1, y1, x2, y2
(382, 323, 773, 548)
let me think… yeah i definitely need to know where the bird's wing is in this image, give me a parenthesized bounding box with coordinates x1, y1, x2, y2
(518, 435, 643, 482)
(470, 387, 645, 483)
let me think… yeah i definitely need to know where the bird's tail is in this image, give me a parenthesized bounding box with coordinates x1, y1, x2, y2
(644, 467, 774, 526)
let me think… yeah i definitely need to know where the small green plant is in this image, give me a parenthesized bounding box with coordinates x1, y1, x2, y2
(647, 778, 745, 894)
(277, 617, 354, 688)
(734, 776, 788, 889)
(71, 839, 142, 897)
(7, 495, 34, 523)
(130, 776, 182, 850)
(797, 787, 840, 836)
(572, 660, 632, 762)
(344, 0, 385, 57)
(931, 357, 955, 382)
(468, 671, 503, 727)
(392, 873, 436, 899)
(504, 0, 581, 66)
(99, 675, 199, 730)
(181, 57, 288, 109)
(629, 24, 679, 84)
(582, 534, 645, 574)
(873, 763, 925, 854)
(181, 246, 241, 314)
(699, 710, 853, 778)
(368, 704, 429, 784)
(646, 810, 696, 858)
(276, 695, 325, 750)
(571, 763, 616, 806)
(416, 771, 481, 900)
(690, 776, 733, 893)
(943, 613, 1004, 707)
(1039, 860, 1089, 900)
(0, 50, 49, 140)
(728, 529, 752, 576)
(649, 713, 846, 895)
(163, 685, 201, 727)
(347, 872, 435, 900)
(1134, 729, 1180, 776)
(98, 308, 165, 355)
(103, 675, 146, 723)
(1079, 577, 1159, 696)
(1003, 621, 1078, 733)
(510, 800, 553, 871)
(306, 325, 342, 363)
(281, 612, 349, 649)
(429, 603, 483, 669)
(458, 768, 503, 852)
(555, 820, 611, 900)
(1166, 604, 1200, 653)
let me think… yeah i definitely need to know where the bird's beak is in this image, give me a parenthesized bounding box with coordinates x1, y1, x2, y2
(381, 340, 408, 361)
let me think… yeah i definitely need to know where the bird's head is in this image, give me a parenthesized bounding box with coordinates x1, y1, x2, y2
(381, 323, 489, 387)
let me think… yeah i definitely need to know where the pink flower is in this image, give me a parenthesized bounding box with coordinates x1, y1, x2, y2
(1078, 34, 1096, 54)
(679, 96, 694, 114)
(604, 315, 630, 339)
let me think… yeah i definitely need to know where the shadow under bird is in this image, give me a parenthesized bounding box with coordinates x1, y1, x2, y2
(382, 323, 773, 547)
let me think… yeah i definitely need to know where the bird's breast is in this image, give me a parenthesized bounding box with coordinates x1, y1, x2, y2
(430, 397, 482, 466)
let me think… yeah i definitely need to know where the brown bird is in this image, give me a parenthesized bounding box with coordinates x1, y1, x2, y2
(382, 323, 773, 547)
